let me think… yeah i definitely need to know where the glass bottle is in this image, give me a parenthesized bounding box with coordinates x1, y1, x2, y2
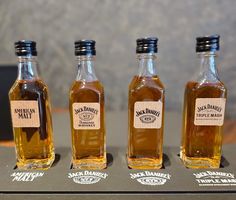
(9, 40, 55, 170)
(180, 35, 227, 168)
(69, 40, 106, 169)
(127, 37, 165, 169)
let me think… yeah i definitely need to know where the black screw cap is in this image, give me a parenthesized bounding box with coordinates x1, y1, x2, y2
(15, 40, 37, 56)
(136, 37, 158, 54)
(196, 35, 220, 52)
(75, 40, 96, 56)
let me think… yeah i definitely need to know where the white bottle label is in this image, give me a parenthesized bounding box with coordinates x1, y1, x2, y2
(72, 103, 100, 130)
(10, 100, 40, 128)
(134, 101, 163, 129)
(194, 98, 226, 126)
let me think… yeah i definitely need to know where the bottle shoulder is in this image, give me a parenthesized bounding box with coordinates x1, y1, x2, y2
(70, 80, 104, 92)
(129, 75, 165, 92)
(69, 80, 104, 102)
(9, 79, 49, 100)
(128, 76, 164, 102)
(186, 80, 226, 91)
(185, 81, 227, 98)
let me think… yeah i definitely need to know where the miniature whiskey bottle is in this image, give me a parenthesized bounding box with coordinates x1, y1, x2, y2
(127, 37, 165, 169)
(69, 40, 106, 169)
(9, 40, 55, 170)
(180, 35, 227, 168)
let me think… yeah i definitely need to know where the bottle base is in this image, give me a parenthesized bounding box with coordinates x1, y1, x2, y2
(180, 152, 220, 169)
(127, 157, 162, 169)
(17, 154, 55, 170)
(72, 156, 107, 170)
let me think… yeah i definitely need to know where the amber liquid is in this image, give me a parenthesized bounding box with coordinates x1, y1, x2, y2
(9, 79, 55, 170)
(180, 81, 227, 168)
(128, 75, 165, 169)
(69, 80, 106, 169)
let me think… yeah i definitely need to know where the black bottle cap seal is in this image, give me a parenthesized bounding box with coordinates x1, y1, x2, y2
(136, 37, 158, 54)
(14, 40, 37, 56)
(196, 35, 220, 52)
(74, 40, 96, 56)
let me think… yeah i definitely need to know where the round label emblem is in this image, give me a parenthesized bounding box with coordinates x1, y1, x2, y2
(137, 177, 166, 186)
(79, 112, 95, 121)
(73, 175, 101, 184)
(139, 115, 156, 123)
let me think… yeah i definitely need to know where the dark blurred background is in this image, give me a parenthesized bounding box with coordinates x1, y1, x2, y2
(0, 0, 236, 118)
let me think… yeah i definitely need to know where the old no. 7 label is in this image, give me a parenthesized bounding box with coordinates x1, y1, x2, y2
(73, 103, 100, 130)
(10, 100, 40, 128)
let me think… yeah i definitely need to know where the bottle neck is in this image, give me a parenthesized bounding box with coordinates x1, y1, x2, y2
(76, 55, 97, 82)
(137, 53, 158, 77)
(17, 56, 39, 80)
(197, 52, 220, 82)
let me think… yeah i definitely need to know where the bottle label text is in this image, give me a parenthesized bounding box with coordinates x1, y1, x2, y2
(134, 101, 163, 129)
(194, 98, 226, 126)
(73, 103, 100, 130)
(10, 100, 40, 128)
